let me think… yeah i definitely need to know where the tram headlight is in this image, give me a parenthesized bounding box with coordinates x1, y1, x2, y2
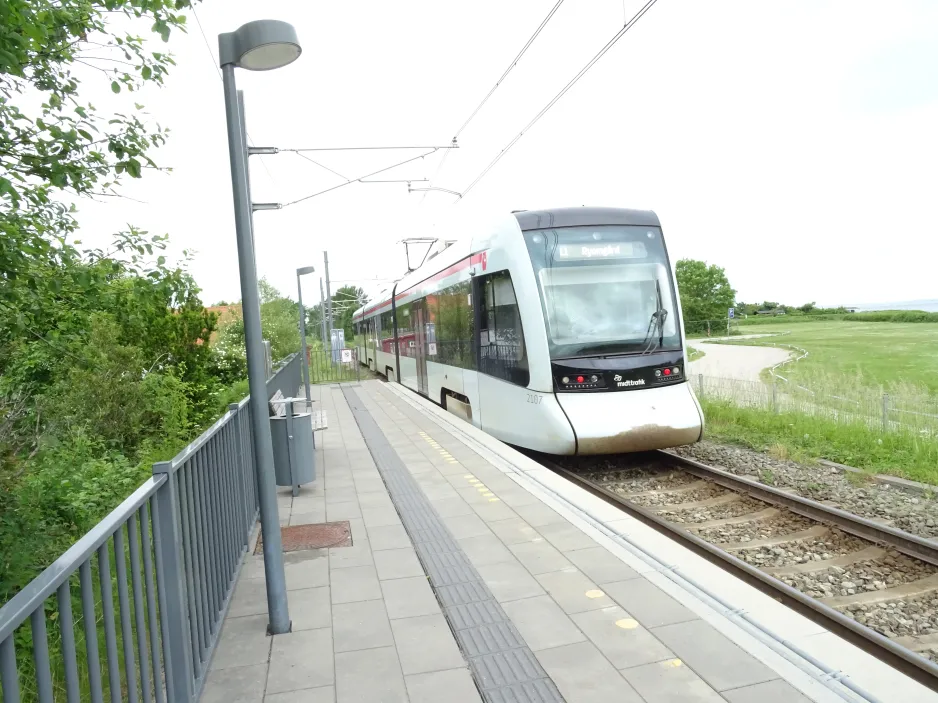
(562, 376, 569, 384)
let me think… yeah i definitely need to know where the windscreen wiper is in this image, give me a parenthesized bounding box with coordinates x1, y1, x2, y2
(641, 279, 668, 355)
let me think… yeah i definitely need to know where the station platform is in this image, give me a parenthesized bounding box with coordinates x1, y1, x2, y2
(200, 379, 936, 703)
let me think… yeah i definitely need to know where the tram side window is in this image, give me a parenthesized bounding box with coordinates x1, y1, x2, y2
(436, 281, 475, 370)
(478, 271, 529, 386)
(397, 302, 415, 358)
(379, 309, 395, 354)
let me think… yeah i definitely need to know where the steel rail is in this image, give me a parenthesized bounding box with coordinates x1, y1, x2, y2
(662, 451, 938, 568)
(535, 454, 938, 694)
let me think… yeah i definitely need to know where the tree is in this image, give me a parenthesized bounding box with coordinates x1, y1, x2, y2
(675, 259, 736, 330)
(331, 285, 369, 341)
(1, 0, 191, 315)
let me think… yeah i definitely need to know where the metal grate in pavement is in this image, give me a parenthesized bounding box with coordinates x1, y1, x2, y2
(343, 387, 564, 703)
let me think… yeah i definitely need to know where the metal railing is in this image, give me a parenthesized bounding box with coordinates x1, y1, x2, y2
(307, 347, 361, 384)
(0, 353, 302, 703)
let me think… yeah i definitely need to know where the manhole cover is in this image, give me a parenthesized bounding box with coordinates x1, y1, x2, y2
(255, 521, 352, 554)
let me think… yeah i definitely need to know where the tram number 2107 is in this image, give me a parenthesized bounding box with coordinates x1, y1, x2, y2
(526, 394, 543, 405)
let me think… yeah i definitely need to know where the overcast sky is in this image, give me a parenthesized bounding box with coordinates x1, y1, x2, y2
(73, 0, 938, 309)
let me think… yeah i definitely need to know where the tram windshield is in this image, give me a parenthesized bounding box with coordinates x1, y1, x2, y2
(523, 225, 681, 358)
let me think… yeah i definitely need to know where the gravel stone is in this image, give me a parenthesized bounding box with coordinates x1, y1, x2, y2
(696, 512, 815, 545)
(672, 441, 938, 539)
(628, 481, 726, 508)
(783, 552, 937, 598)
(842, 593, 938, 656)
(736, 529, 867, 569)
(659, 495, 769, 524)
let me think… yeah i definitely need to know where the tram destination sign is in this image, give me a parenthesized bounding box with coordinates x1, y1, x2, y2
(554, 241, 641, 261)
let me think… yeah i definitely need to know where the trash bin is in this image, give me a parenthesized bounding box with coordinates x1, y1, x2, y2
(270, 404, 315, 495)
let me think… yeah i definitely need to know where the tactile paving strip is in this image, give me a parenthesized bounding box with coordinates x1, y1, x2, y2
(343, 387, 564, 703)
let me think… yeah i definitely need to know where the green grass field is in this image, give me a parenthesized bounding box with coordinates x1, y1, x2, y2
(726, 321, 938, 395)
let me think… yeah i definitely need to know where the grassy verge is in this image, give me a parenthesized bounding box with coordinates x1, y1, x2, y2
(699, 398, 938, 485)
(687, 346, 705, 360)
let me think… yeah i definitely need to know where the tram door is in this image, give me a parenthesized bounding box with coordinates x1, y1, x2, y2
(414, 302, 429, 397)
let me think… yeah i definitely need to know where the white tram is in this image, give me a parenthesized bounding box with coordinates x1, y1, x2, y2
(352, 206, 704, 455)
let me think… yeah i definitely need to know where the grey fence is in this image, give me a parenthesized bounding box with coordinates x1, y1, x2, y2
(0, 353, 302, 703)
(696, 373, 938, 437)
(307, 347, 361, 385)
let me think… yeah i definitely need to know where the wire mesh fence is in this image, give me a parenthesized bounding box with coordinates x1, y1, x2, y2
(306, 348, 362, 385)
(696, 374, 938, 438)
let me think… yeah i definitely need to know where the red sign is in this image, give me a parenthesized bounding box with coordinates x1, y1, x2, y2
(481, 251, 487, 271)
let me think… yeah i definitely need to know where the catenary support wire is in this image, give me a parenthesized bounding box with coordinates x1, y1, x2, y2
(460, 0, 658, 199)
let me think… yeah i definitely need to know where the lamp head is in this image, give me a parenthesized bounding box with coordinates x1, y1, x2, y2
(219, 20, 301, 71)
(296, 266, 316, 276)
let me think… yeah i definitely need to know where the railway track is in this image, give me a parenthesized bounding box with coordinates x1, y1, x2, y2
(533, 449, 938, 693)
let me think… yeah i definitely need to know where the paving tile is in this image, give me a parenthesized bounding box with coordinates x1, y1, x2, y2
(324, 486, 357, 502)
(292, 586, 332, 631)
(332, 598, 395, 652)
(405, 668, 482, 703)
(353, 476, 387, 494)
(457, 533, 515, 567)
(326, 500, 362, 521)
(330, 565, 382, 604)
(508, 539, 571, 575)
(570, 606, 674, 669)
(362, 505, 403, 528)
(721, 679, 812, 703)
(381, 575, 441, 619)
(470, 499, 519, 523)
(211, 614, 271, 670)
(538, 521, 600, 552)
(266, 627, 334, 695)
(368, 523, 413, 551)
(650, 619, 778, 691)
(512, 501, 567, 526)
(603, 579, 697, 629)
(442, 513, 493, 539)
(476, 560, 546, 602)
(282, 549, 330, 588)
(373, 546, 425, 580)
(566, 546, 640, 585)
(265, 686, 335, 703)
(290, 511, 327, 526)
(335, 646, 408, 703)
(328, 542, 374, 569)
(488, 517, 541, 545)
(432, 496, 476, 517)
(201, 662, 266, 703)
(391, 613, 466, 675)
(620, 658, 724, 703)
(228, 576, 268, 617)
(501, 595, 586, 651)
(535, 569, 616, 614)
(536, 641, 643, 702)
(358, 491, 395, 509)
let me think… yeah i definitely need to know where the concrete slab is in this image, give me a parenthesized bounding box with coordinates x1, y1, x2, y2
(211, 614, 271, 670)
(332, 598, 394, 653)
(565, 546, 641, 585)
(202, 663, 267, 703)
(476, 560, 546, 603)
(535, 569, 616, 614)
(501, 595, 587, 651)
(265, 686, 335, 703)
(373, 547, 424, 580)
(603, 578, 697, 629)
(571, 606, 674, 670)
(380, 576, 441, 619)
(404, 668, 483, 703)
(334, 646, 408, 703)
(535, 641, 643, 703)
(721, 679, 813, 703)
(266, 627, 335, 695)
(650, 619, 778, 692)
(390, 613, 467, 675)
(330, 564, 382, 604)
(621, 659, 725, 703)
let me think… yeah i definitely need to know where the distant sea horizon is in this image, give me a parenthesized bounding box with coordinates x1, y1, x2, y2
(843, 299, 938, 313)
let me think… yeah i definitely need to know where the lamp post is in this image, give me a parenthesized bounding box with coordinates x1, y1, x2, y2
(218, 19, 301, 636)
(296, 266, 315, 407)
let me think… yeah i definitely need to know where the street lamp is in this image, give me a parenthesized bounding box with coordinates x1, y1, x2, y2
(296, 266, 315, 408)
(218, 19, 301, 636)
